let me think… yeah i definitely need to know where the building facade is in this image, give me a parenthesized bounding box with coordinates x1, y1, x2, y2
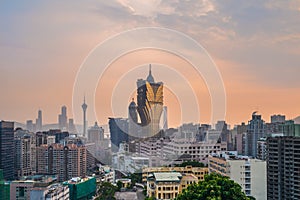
(147, 172, 198, 199)
(87, 122, 104, 142)
(36, 144, 87, 182)
(109, 117, 129, 152)
(243, 112, 265, 157)
(0, 121, 14, 180)
(14, 130, 33, 179)
(136, 65, 163, 137)
(208, 152, 267, 200)
(64, 177, 96, 200)
(267, 136, 300, 200)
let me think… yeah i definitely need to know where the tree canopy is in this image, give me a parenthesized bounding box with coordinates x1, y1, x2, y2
(176, 173, 254, 200)
(96, 182, 118, 200)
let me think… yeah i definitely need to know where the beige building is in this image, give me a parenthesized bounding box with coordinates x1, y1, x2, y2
(142, 165, 208, 183)
(208, 152, 266, 200)
(147, 172, 198, 199)
(36, 143, 87, 182)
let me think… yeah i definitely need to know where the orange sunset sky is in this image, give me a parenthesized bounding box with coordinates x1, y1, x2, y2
(1, 1, 300, 128)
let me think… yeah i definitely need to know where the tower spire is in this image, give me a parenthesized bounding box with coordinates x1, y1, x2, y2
(146, 64, 154, 83)
(82, 95, 88, 137)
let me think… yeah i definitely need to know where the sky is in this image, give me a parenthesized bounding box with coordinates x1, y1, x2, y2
(0, 0, 300, 128)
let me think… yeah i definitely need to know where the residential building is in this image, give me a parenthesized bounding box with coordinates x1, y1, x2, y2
(257, 137, 267, 161)
(36, 144, 87, 182)
(161, 138, 227, 165)
(267, 136, 300, 200)
(243, 112, 265, 157)
(14, 129, 33, 178)
(208, 151, 267, 200)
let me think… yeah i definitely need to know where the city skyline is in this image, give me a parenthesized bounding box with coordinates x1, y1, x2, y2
(1, 1, 300, 127)
(2, 63, 299, 129)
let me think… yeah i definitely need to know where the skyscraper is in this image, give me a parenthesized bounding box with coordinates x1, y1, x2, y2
(59, 106, 68, 131)
(136, 65, 163, 137)
(82, 97, 88, 137)
(0, 121, 14, 180)
(109, 118, 128, 152)
(243, 112, 265, 157)
(36, 109, 43, 131)
(128, 98, 138, 137)
(162, 106, 168, 131)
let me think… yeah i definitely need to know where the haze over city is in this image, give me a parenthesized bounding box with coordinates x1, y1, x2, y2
(1, 0, 300, 127)
(2, 1, 300, 200)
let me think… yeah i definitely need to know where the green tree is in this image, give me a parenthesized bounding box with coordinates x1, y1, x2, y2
(176, 173, 255, 200)
(96, 182, 117, 200)
(116, 181, 123, 191)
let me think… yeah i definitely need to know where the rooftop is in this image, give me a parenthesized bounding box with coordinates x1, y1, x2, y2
(64, 176, 94, 185)
(153, 172, 182, 182)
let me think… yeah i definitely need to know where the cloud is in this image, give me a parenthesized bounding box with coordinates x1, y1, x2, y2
(116, 0, 216, 18)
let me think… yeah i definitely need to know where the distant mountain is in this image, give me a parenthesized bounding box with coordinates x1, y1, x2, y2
(294, 116, 300, 124)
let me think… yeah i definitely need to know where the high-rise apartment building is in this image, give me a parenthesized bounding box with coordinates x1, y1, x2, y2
(257, 137, 267, 161)
(243, 112, 265, 157)
(267, 136, 300, 200)
(0, 121, 14, 180)
(36, 143, 87, 182)
(14, 129, 33, 178)
(208, 152, 267, 200)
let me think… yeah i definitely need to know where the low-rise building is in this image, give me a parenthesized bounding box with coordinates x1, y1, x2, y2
(208, 151, 266, 200)
(63, 177, 96, 200)
(10, 174, 57, 200)
(142, 165, 208, 183)
(136, 137, 227, 166)
(147, 172, 198, 199)
(30, 183, 69, 200)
